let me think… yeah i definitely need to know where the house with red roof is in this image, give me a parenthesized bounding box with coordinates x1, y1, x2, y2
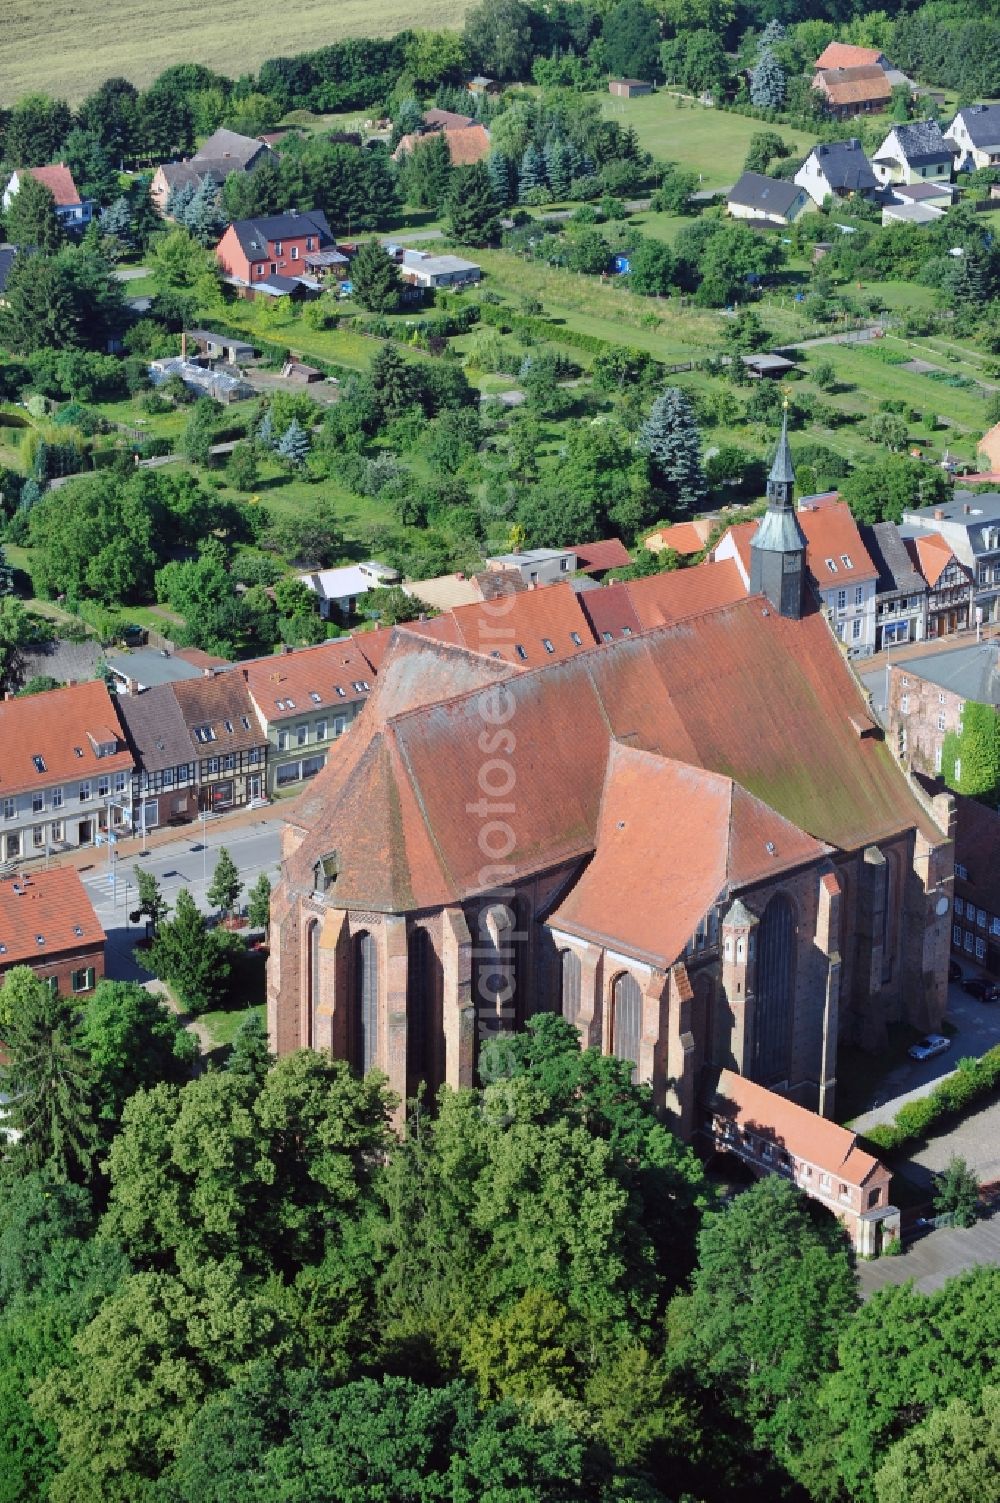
(2, 164, 92, 230)
(0, 867, 105, 1000)
(392, 123, 492, 167)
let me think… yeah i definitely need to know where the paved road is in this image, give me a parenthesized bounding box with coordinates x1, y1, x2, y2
(76, 817, 284, 983)
(858, 1210, 1000, 1297)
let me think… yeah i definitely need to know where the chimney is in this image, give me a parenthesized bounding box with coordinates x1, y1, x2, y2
(934, 509, 944, 519)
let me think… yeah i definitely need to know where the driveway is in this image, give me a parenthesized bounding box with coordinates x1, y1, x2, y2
(858, 1208, 1000, 1297)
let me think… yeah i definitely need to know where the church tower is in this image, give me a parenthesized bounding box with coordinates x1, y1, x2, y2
(749, 408, 807, 620)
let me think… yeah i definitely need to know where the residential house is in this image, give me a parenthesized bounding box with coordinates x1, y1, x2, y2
(714, 496, 879, 656)
(115, 683, 201, 830)
(243, 642, 373, 794)
(485, 547, 579, 587)
(579, 583, 643, 642)
(150, 128, 272, 215)
(395, 248, 482, 290)
(872, 119, 953, 186)
(299, 561, 400, 622)
(707, 1070, 897, 1255)
(945, 104, 1000, 172)
(2, 165, 92, 230)
(900, 492, 1000, 625)
(215, 209, 333, 288)
(446, 579, 598, 666)
(812, 65, 892, 120)
(170, 673, 268, 813)
(392, 124, 492, 167)
(608, 79, 653, 98)
(422, 108, 477, 130)
(948, 794, 1000, 976)
(903, 531, 974, 640)
(645, 518, 714, 558)
(887, 643, 1000, 777)
(572, 539, 632, 579)
(859, 520, 928, 649)
(727, 171, 811, 225)
(795, 140, 878, 205)
(0, 867, 105, 999)
(814, 42, 893, 72)
(467, 76, 501, 96)
(0, 681, 134, 861)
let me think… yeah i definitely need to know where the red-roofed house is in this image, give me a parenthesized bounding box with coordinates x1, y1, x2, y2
(243, 641, 375, 794)
(645, 519, 714, 557)
(448, 579, 597, 666)
(2, 165, 92, 229)
(0, 867, 106, 998)
(625, 559, 747, 629)
(579, 582, 643, 642)
(708, 1068, 897, 1254)
(812, 65, 892, 120)
(0, 682, 133, 860)
(905, 534, 974, 639)
(714, 500, 879, 656)
(392, 124, 492, 167)
(814, 42, 891, 72)
(572, 539, 632, 577)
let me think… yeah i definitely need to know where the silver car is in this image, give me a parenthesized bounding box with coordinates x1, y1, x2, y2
(908, 1034, 951, 1062)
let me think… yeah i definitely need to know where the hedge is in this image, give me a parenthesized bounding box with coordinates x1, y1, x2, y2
(476, 301, 655, 363)
(864, 1046, 1000, 1153)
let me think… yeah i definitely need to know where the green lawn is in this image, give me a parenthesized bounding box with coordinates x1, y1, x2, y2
(600, 95, 805, 187)
(199, 1002, 265, 1052)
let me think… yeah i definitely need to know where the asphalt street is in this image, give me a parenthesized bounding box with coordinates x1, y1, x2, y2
(75, 817, 283, 982)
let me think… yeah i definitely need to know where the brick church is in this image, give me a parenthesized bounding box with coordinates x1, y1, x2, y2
(267, 423, 954, 1140)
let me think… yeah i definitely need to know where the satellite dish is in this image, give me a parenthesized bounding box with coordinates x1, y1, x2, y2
(935, 896, 950, 917)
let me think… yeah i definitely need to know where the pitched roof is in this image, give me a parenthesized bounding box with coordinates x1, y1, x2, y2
(0, 868, 104, 969)
(283, 595, 942, 913)
(405, 575, 484, 610)
(24, 164, 81, 205)
(624, 560, 746, 628)
(814, 66, 892, 108)
(192, 128, 268, 168)
(349, 616, 465, 674)
(393, 124, 492, 167)
(115, 682, 197, 775)
(573, 538, 632, 573)
(157, 161, 228, 194)
(814, 42, 885, 70)
(728, 171, 805, 217)
(170, 672, 265, 754)
(807, 139, 877, 192)
(547, 743, 828, 968)
(796, 499, 878, 586)
(447, 579, 597, 666)
(905, 532, 963, 589)
(645, 521, 712, 556)
(952, 104, 1000, 148)
(229, 210, 332, 261)
(242, 642, 374, 725)
(895, 643, 1000, 705)
(876, 119, 951, 167)
(423, 108, 477, 130)
(712, 1069, 883, 1187)
(860, 521, 926, 596)
(579, 582, 644, 642)
(0, 681, 132, 799)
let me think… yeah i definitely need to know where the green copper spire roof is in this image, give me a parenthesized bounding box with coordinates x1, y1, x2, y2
(768, 407, 795, 491)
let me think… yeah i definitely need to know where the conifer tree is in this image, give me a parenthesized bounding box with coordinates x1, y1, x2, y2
(275, 417, 310, 469)
(448, 162, 499, 246)
(519, 143, 545, 199)
(207, 847, 243, 917)
(638, 386, 707, 510)
(750, 49, 786, 109)
(350, 238, 402, 313)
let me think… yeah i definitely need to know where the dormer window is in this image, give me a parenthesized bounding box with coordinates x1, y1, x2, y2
(570, 632, 582, 646)
(313, 851, 339, 893)
(841, 554, 853, 568)
(515, 645, 528, 661)
(224, 720, 234, 733)
(73, 747, 84, 758)
(32, 755, 46, 774)
(335, 686, 346, 697)
(310, 691, 322, 702)
(193, 725, 216, 744)
(826, 558, 837, 572)
(542, 638, 554, 654)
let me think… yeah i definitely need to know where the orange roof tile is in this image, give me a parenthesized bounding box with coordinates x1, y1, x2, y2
(906, 533, 962, 590)
(814, 65, 892, 107)
(393, 124, 491, 166)
(0, 867, 104, 969)
(350, 615, 464, 674)
(624, 559, 746, 628)
(548, 744, 828, 967)
(0, 681, 132, 799)
(645, 520, 712, 556)
(243, 641, 375, 724)
(797, 500, 879, 586)
(25, 164, 81, 205)
(814, 41, 885, 70)
(573, 538, 631, 573)
(714, 1069, 883, 1187)
(579, 583, 643, 642)
(448, 580, 597, 666)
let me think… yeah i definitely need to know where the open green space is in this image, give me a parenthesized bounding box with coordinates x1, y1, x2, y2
(0, 0, 472, 104)
(600, 96, 805, 190)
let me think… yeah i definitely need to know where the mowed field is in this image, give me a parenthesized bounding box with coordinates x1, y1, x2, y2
(0, 0, 471, 105)
(600, 93, 806, 189)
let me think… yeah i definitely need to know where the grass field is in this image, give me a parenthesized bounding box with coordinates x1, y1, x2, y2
(600, 95, 806, 188)
(0, 0, 471, 105)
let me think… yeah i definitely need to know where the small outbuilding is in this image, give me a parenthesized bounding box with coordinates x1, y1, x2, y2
(608, 78, 652, 98)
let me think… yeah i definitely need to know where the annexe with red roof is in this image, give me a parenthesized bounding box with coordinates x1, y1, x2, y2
(0, 867, 106, 1000)
(2, 164, 92, 229)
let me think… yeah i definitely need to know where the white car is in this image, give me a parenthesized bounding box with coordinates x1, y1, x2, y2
(908, 1034, 951, 1062)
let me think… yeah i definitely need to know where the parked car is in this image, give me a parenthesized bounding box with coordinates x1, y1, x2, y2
(949, 959, 963, 984)
(962, 977, 1000, 1002)
(908, 1034, 952, 1062)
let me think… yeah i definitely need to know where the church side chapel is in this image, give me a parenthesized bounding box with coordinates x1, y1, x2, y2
(267, 423, 955, 1148)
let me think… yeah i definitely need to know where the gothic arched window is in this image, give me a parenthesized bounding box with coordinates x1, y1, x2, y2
(353, 931, 378, 1075)
(754, 895, 795, 1084)
(560, 949, 581, 1024)
(305, 918, 320, 1049)
(612, 971, 642, 1082)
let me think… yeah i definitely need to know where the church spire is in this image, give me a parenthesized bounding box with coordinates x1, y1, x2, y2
(767, 404, 795, 509)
